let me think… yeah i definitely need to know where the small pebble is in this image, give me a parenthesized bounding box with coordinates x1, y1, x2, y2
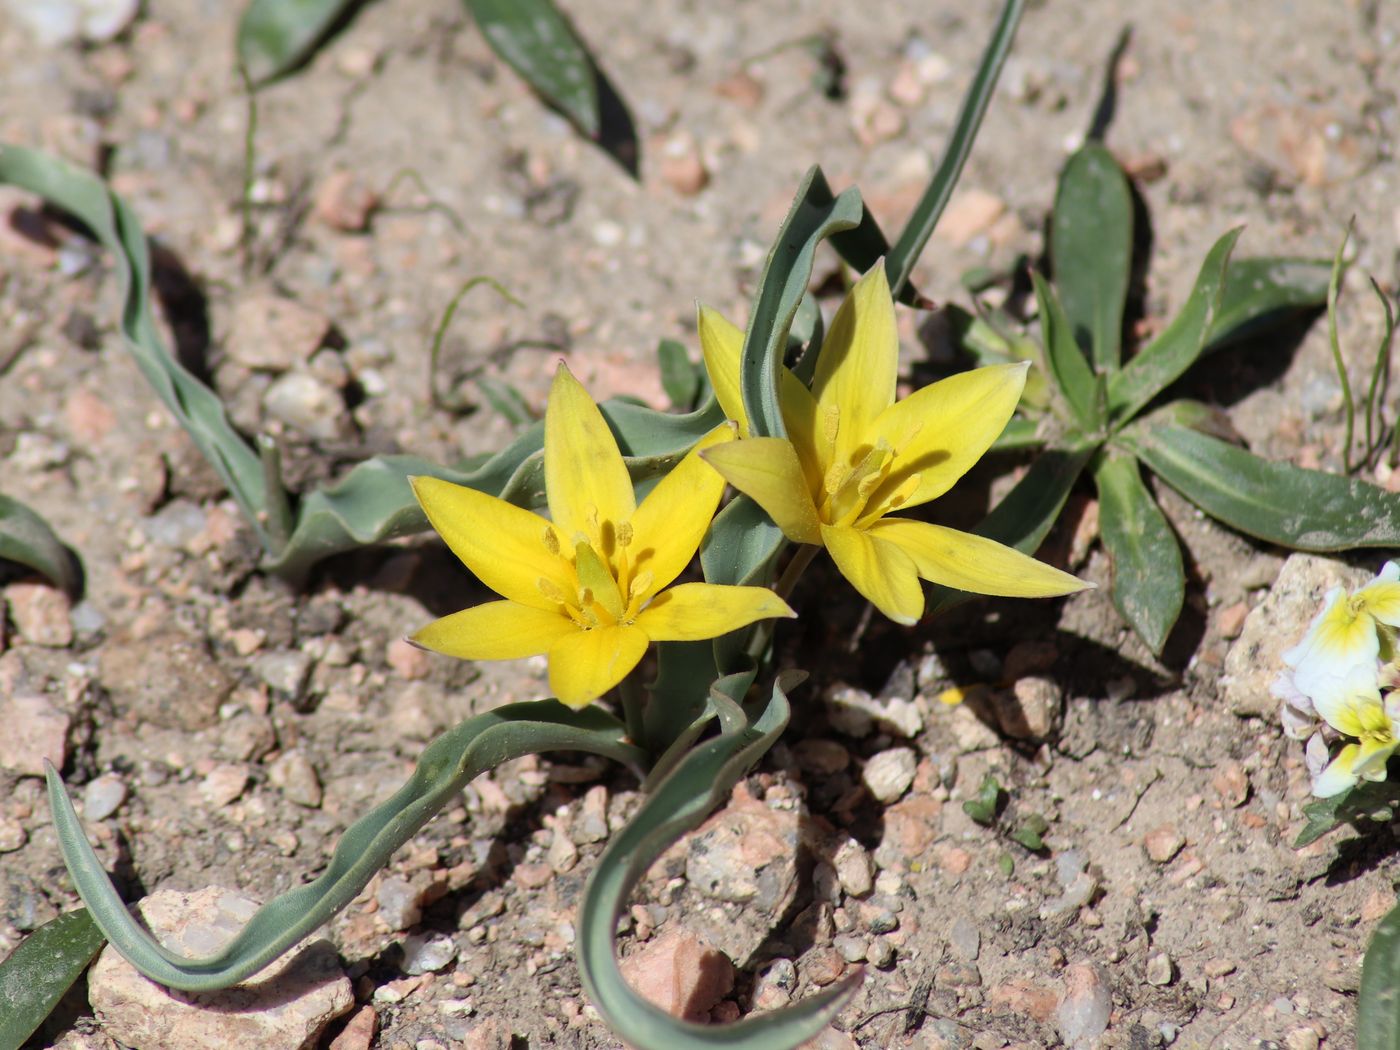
(832, 934, 868, 963)
(268, 750, 323, 807)
(832, 838, 875, 898)
(1143, 825, 1186, 864)
(83, 774, 129, 821)
(6, 583, 73, 648)
(862, 747, 916, 802)
(1145, 951, 1175, 986)
(866, 937, 895, 969)
(400, 933, 457, 975)
(949, 916, 980, 961)
(377, 876, 424, 931)
(0, 818, 26, 852)
(199, 764, 249, 808)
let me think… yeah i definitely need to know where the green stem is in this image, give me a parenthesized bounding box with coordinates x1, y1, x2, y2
(1328, 220, 1355, 473)
(618, 671, 647, 749)
(745, 543, 820, 663)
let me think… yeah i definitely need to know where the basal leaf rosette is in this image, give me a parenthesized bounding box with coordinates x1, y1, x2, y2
(700, 260, 1088, 625)
(409, 366, 793, 708)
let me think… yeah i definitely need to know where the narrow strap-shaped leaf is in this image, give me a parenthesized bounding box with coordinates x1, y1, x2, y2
(0, 146, 273, 547)
(578, 677, 861, 1049)
(1360, 902, 1400, 1049)
(0, 908, 106, 1050)
(1121, 422, 1400, 549)
(1106, 228, 1242, 423)
(1033, 272, 1101, 430)
(1050, 143, 1133, 372)
(886, 0, 1025, 299)
(1092, 452, 1183, 654)
(48, 701, 644, 991)
(464, 0, 600, 137)
(265, 396, 724, 582)
(825, 209, 927, 308)
(658, 339, 701, 410)
(237, 0, 358, 85)
(740, 166, 863, 438)
(924, 445, 1094, 616)
(0, 493, 79, 594)
(1204, 257, 1331, 352)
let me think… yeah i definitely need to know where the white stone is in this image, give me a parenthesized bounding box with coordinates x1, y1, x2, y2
(88, 887, 352, 1050)
(862, 748, 917, 803)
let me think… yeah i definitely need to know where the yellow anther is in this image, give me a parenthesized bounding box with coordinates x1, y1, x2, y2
(541, 526, 560, 557)
(823, 462, 851, 498)
(822, 404, 841, 446)
(616, 521, 633, 548)
(536, 578, 566, 604)
(628, 570, 654, 602)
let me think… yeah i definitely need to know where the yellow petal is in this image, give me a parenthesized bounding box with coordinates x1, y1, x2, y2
(635, 582, 794, 641)
(820, 522, 923, 626)
(698, 306, 749, 436)
(865, 362, 1029, 514)
(1359, 580, 1400, 626)
(629, 424, 734, 595)
(869, 518, 1089, 598)
(546, 365, 635, 543)
(702, 437, 823, 545)
(812, 261, 899, 467)
(700, 302, 821, 476)
(1355, 736, 1398, 779)
(411, 600, 575, 660)
(1313, 742, 1362, 797)
(778, 373, 825, 494)
(411, 476, 566, 610)
(547, 624, 649, 708)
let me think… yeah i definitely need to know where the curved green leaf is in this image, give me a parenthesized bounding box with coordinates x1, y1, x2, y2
(1106, 228, 1242, 423)
(1294, 779, 1400, 848)
(1122, 422, 1400, 550)
(1051, 143, 1133, 372)
(237, 0, 357, 85)
(0, 494, 78, 593)
(0, 908, 105, 1050)
(924, 445, 1094, 617)
(886, 0, 1025, 299)
(464, 0, 600, 137)
(1092, 452, 1183, 654)
(48, 701, 644, 991)
(1205, 257, 1331, 352)
(578, 677, 860, 1049)
(0, 145, 275, 548)
(1033, 272, 1100, 430)
(1360, 902, 1400, 1049)
(740, 166, 863, 438)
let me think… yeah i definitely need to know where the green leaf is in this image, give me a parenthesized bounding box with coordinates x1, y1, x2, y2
(1360, 902, 1400, 1049)
(464, 0, 600, 137)
(885, 0, 1025, 299)
(1033, 272, 1101, 430)
(740, 166, 863, 438)
(0, 908, 105, 1050)
(1294, 779, 1400, 848)
(48, 701, 644, 990)
(962, 773, 1004, 826)
(825, 208, 927, 308)
(924, 446, 1095, 617)
(988, 415, 1043, 453)
(476, 377, 534, 427)
(1011, 813, 1049, 852)
(0, 146, 276, 549)
(1122, 423, 1400, 551)
(1050, 143, 1133, 372)
(0, 494, 78, 593)
(657, 338, 701, 410)
(1092, 452, 1184, 654)
(237, 0, 356, 85)
(578, 677, 860, 1049)
(1205, 257, 1332, 351)
(1106, 228, 1242, 423)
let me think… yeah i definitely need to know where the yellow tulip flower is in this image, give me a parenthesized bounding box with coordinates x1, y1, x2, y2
(408, 366, 794, 709)
(700, 261, 1087, 626)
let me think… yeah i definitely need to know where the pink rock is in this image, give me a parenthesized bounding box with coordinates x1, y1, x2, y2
(620, 929, 734, 1022)
(65, 388, 118, 443)
(0, 693, 69, 775)
(327, 1005, 377, 1050)
(386, 637, 432, 680)
(6, 582, 73, 648)
(314, 171, 378, 232)
(88, 887, 353, 1050)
